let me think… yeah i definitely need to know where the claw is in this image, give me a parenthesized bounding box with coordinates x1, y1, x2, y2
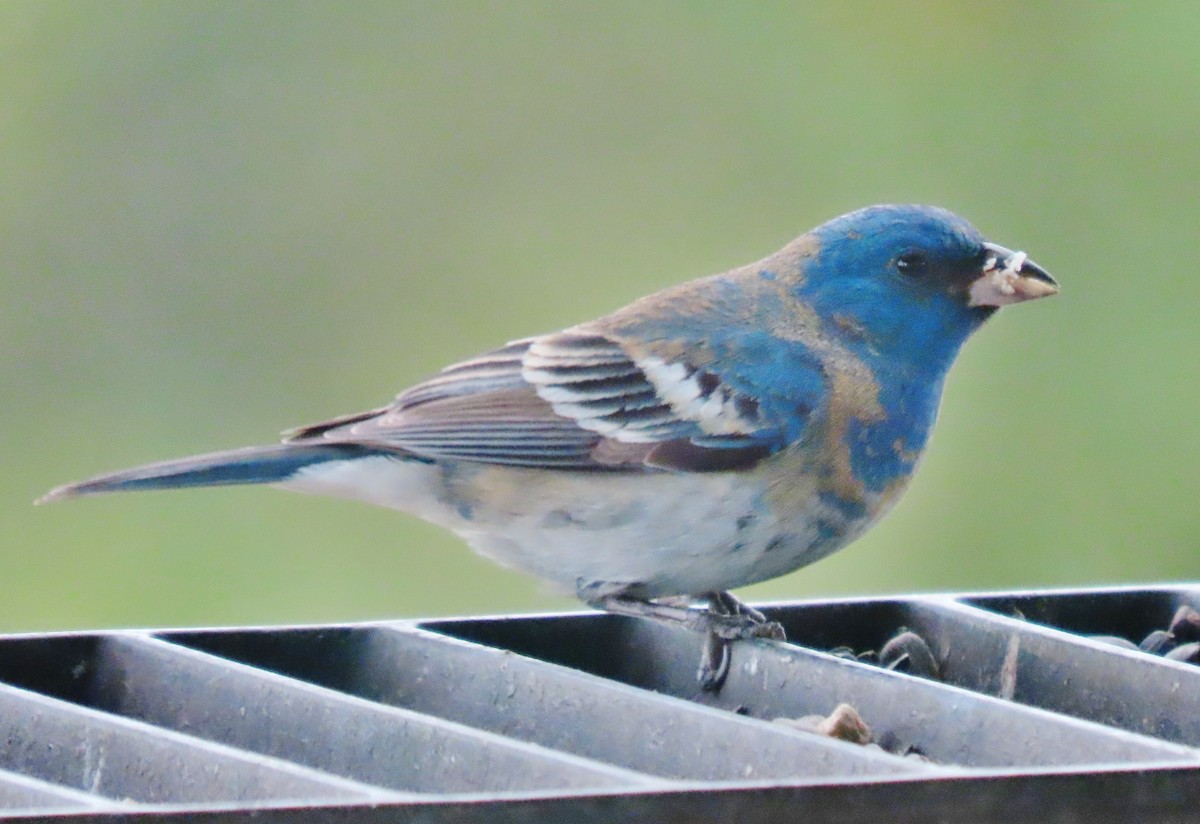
(587, 590, 786, 692)
(697, 631, 732, 691)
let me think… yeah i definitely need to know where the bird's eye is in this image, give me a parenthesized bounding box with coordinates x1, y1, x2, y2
(895, 251, 928, 276)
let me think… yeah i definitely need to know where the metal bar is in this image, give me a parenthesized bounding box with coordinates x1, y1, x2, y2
(0, 681, 390, 805)
(1, 586, 1199, 820)
(8, 763, 1200, 823)
(427, 611, 1200, 767)
(905, 595, 1200, 745)
(0, 769, 113, 812)
(86, 634, 654, 793)
(962, 585, 1200, 641)
(165, 623, 929, 782)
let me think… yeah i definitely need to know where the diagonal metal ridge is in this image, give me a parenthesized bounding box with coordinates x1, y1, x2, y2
(166, 622, 929, 782)
(0, 585, 1199, 820)
(424, 609, 1200, 768)
(92, 633, 657, 793)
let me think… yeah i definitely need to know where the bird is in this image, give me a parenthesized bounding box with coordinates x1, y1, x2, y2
(39, 204, 1058, 689)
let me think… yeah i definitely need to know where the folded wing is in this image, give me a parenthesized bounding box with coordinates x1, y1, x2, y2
(286, 330, 824, 473)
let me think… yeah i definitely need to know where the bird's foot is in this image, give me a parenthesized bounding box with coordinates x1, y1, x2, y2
(706, 590, 786, 639)
(696, 591, 785, 690)
(587, 590, 785, 693)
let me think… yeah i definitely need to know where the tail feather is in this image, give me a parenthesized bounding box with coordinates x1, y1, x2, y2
(36, 443, 389, 504)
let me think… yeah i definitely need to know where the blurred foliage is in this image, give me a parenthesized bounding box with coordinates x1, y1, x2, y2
(3, 2, 1199, 631)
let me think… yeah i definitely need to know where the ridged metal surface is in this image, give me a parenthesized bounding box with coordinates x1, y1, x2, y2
(0, 585, 1196, 821)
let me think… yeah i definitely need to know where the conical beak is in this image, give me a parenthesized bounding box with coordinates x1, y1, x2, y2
(968, 242, 1059, 308)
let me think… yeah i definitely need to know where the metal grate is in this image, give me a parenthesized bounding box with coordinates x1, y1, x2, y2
(1, 585, 1199, 822)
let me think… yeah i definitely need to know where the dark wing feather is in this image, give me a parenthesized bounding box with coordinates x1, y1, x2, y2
(284, 331, 803, 472)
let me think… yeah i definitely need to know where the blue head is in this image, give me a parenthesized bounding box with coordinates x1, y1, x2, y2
(791, 204, 1057, 498)
(800, 204, 1056, 374)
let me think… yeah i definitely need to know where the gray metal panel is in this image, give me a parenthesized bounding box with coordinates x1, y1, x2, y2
(919, 595, 1200, 745)
(426, 610, 1200, 767)
(747, 591, 1200, 745)
(5, 764, 1200, 824)
(0, 769, 111, 812)
(166, 624, 929, 781)
(0, 585, 1199, 820)
(86, 634, 654, 793)
(0, 682, 388, 804)
(964, 585, 1200, 638)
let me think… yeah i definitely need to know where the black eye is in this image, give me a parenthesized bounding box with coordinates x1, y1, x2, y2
(895, 251, 928, 276)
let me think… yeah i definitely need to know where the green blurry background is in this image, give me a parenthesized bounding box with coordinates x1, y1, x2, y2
(3, 2, 1198, 632)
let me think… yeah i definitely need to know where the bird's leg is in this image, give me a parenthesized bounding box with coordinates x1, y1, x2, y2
(586, 591, 785, 692)
(697, 591, 786, 690)
(586, 594, 708, 631)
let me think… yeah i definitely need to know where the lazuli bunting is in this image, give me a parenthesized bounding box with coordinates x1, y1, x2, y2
(41, 205, 1057, 688)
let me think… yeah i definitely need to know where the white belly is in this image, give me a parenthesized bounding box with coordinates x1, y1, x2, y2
(279, 455, 874, 598)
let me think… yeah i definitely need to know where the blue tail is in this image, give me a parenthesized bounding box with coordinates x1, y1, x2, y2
(37, 443, 389, 503)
